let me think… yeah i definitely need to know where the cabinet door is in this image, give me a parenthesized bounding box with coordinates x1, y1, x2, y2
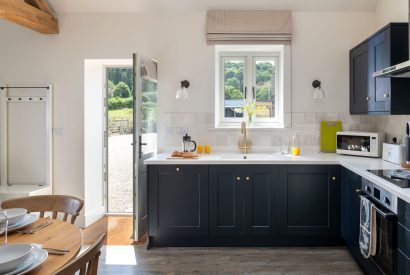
(209, 165, 244, 236)
(368, 28, 391, 113)
(278, 165, 340, 236)
(148, 165, 208, 236)
(350, 42, 369, 114)
(243, 165, 278, 236)
(341, 168, 361, 249)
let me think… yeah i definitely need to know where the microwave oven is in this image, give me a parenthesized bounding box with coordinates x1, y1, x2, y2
(336, 131, 385, 157)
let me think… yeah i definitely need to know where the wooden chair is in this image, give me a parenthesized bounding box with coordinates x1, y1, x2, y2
(53, 233, 106, 275)
(1, 195, 84, 224)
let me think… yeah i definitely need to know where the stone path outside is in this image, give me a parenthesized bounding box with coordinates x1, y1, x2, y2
(108, 134, 133, 213)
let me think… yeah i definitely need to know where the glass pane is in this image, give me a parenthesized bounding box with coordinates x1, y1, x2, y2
(255, 60, 276, 118)
(141, 79, 157, 154)
(224, 59, 244, 118)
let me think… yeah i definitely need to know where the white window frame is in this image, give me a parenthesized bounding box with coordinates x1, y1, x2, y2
(215, 45, 287, 129)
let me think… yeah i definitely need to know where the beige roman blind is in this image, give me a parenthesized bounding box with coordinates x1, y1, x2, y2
(206, 10, 292, 45)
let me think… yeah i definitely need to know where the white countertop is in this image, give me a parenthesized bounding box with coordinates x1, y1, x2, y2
(145, 149, 410, 204)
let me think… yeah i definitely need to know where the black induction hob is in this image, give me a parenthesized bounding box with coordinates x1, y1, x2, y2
(367, 169, 410, 188)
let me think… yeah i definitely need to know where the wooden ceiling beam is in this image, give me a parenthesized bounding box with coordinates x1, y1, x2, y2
(0, 0, 58, 34)
(24, 0, 53, 15)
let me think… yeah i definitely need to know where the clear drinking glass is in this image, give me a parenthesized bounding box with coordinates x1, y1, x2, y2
(280, 136, 290, 154)
(0, 210, 8, 245)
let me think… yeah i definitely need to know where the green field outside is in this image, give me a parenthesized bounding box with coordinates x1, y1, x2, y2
(108, 108, 133, 118)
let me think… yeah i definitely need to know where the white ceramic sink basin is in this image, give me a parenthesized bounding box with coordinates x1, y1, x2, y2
(219, 154, 271, 160)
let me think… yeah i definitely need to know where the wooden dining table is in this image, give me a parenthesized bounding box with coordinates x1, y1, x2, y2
(0, 218, 83, 275)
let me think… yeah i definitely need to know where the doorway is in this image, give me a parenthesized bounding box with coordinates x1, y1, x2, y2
(105, 67, 134, 214)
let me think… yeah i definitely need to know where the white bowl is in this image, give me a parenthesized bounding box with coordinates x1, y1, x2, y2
(3, 208, 27, 226)
(0, 244, 33, 273)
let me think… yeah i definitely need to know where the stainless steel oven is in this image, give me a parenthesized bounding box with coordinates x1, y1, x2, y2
(358, 179, 397, 275)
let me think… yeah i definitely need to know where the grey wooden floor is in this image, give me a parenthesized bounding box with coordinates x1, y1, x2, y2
(98, 245, 363, 274)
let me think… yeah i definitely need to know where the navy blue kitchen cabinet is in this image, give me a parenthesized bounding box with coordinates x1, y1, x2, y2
(278, 165, 341, 237)
(350, 40, 369, 114)
(209, 165, 278, 236)
(350, 23, 410, 115)
(341, 168, 361, 250)
(398, 198, 410, 275)
(148, 165, 209, 237)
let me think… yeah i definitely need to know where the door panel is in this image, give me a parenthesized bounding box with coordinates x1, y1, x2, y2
(350, 42, 369, 114)
(278, 165, 340, 236)
(209, 165, 243, 236)
(368, 30, 390, 112)
(243, 165, 277, 236)
(148, 165, 208, 236)
(133, 54, 158, 241)
(341, 168, 361, 249)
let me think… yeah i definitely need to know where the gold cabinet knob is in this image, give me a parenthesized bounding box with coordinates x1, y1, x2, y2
(236, 177, 241, 181)
(366, 96, 370, 101)
(245, 177, 250, 181)
(332, 177, 336, 181)
(176, 167, 180, 172)
(384, 93, 390, 98)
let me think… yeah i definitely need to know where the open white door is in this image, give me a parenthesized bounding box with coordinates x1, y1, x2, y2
(133, 53, 158, 241)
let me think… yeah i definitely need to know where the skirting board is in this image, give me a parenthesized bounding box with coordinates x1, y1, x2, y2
(77, 205, 106, 228)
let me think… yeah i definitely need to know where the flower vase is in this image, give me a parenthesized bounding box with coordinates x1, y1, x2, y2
(247, 114, 254, 127)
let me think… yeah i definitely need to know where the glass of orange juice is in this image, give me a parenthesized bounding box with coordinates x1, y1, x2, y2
(205, 144, 211, 154)
(197, 145, 203, 154)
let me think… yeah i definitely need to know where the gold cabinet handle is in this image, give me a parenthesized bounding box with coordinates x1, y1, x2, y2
(245, 177, 250, 181)
(236, 177, 241, 181)
(176, 167, 180, 172)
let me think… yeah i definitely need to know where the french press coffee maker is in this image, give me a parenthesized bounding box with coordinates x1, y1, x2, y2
(182, 133, 197, 152)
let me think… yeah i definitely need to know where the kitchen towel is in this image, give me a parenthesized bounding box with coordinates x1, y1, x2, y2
(359, 195, 377, 258)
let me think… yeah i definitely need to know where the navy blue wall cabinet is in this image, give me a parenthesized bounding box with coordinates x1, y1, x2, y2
(350, 23, 410, 115)
(278, 165, 341, 237)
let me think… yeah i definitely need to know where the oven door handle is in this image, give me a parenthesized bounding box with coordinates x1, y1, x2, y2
(356, 189, 396, 219)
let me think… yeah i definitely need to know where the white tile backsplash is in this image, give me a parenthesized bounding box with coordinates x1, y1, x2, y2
(158, 112, 380, 152)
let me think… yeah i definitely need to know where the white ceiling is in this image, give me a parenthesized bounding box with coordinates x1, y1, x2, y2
(47, 0, 378, 14)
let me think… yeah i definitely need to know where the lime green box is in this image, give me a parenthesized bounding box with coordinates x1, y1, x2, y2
(320, 121, 342, 153)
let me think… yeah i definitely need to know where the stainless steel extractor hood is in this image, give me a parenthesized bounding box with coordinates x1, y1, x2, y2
(373, 0, 410, 78)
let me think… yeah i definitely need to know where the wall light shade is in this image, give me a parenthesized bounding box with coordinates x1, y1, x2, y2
(176, 80, 190, 99)
(312, 80, 325, 99)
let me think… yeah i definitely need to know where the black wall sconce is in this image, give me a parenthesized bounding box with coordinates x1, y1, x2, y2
(312, 80, 325, 99)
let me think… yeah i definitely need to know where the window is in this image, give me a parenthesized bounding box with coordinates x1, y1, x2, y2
(216, 45, 287, 128)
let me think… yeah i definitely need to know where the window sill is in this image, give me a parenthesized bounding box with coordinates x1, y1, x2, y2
(211, 124, 290, 131)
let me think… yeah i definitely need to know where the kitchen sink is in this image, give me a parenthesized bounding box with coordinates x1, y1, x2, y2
(219, 154, 271, 160)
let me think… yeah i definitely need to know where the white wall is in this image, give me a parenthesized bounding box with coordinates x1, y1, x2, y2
(376, 0, 408, 28)
(0, 10, 378, 225)
(0, 13, 153, 226)
(371, 0, 410, 142)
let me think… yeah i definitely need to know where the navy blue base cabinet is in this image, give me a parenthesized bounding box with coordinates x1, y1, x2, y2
(209, 165, 277, 237)
(278, 165, 341, 238)
(398, 198, 410, 275)
(148, 164, 343, 247)
(148, 165, 209, 237)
